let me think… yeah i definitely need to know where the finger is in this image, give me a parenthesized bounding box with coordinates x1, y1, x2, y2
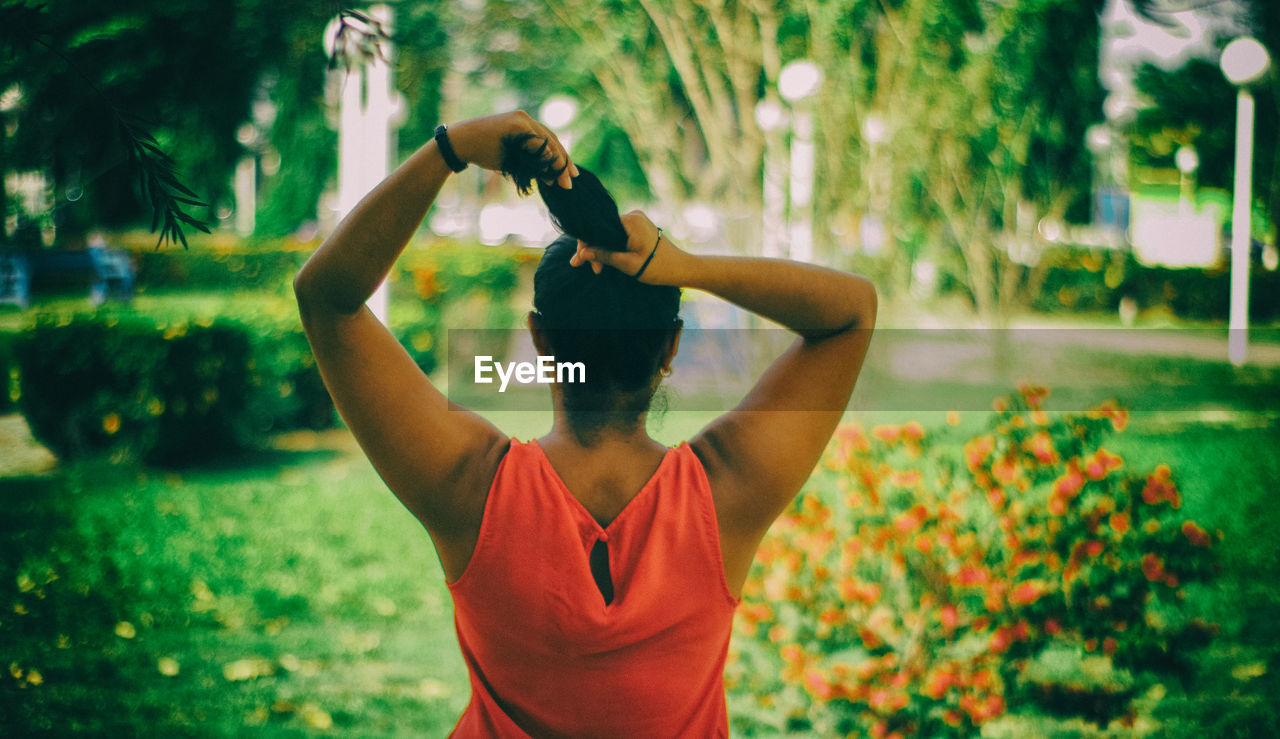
(537, 125, 576, 189)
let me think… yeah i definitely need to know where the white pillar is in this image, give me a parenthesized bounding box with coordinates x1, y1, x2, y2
(234, 156, 256, 236)
(788, 110, 815, 262)
(334, 5, 395, 324)
(1228, 88, 1255, 366)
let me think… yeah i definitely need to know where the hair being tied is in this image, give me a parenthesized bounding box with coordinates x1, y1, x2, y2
(498, 132, 682, 441)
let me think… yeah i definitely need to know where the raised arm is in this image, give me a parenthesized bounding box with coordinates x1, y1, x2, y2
(573, 213, 876, 592)
(293, 111, 577, 580)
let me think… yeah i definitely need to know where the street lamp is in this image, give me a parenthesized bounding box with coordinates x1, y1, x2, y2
(1220, 37, 1270, 366)
(539, 96, 578, 151)
(779, 60, 823, 262)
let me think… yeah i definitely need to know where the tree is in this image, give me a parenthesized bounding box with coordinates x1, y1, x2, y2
(0, 0, 426, 247)
(477, 0, 1106, 324)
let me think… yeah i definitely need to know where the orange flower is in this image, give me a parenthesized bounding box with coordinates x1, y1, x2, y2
(1048, 494, 1068, 516)
(1143, 466, 1181, 508)
(891, 469, 923, 488)
(903, 421, 926, 440)
(957, 565, 988, 587)
(989, 626, 1012, 653)
(1024, 431, 1058, 465)
(1010, 581, 1044, 606)
(1018, 383, 1049, 409)
(1141, 553, 1165, 581)
(872, 424, 901, 444)
(965, 435, 996, 470)
(940, 603, 959, 633)
(925, 669, 954, 699)
(1054, 462, 1085, 498)
(947, 411, 961, 426)
(1181, 520, 1211, 547)
(991, 456, 1020, 485)
(1109, 512, 1131, 536)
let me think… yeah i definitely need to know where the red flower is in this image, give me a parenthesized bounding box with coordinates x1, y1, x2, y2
(1044, 618, 1061, 635)
(1103, 637, 1118, 655)
(903, 421, 926, 440)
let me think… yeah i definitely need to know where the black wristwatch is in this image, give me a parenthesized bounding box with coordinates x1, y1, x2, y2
(434, 124, 468, 173)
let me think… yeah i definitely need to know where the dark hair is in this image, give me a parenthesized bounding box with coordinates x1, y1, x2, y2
(500, 133, 681, 440)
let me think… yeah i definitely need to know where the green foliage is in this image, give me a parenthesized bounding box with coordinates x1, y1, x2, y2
(1029, 246, 1280, 322)
(14, 314, 332, 464)
(728, 389, 1219, 737)
(131, 246, 312, 295)
(0, 331, 18, 414)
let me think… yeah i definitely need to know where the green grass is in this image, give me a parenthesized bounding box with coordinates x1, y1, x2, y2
(0, 442, 469, 735)
(3, 409, 1278, 736)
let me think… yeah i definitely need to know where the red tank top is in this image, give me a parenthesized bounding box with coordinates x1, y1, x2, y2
(447, 439, 740, 738)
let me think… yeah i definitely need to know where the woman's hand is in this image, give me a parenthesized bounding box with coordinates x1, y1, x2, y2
(448, 111, 579, 189)
(569, 210, 691, 285)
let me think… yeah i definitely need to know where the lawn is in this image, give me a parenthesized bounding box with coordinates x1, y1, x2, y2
(3, 402, 1278, 736)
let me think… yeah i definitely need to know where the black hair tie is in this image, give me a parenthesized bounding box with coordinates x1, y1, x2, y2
(633, 228, 662, 280)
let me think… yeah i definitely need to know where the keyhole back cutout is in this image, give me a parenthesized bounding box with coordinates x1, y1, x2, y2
(589, 539, 614, 605)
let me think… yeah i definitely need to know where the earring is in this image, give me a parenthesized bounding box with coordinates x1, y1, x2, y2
(660, 367, 673, 378)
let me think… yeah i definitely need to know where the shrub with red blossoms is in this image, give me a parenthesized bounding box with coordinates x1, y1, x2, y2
(726, 388, 1220, 737)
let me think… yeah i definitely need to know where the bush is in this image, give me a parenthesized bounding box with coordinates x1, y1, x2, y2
(15, 315, 333, 464)
(132, 249, 311, 295)
(1031, 246, 1280, 322)
(728, 388, 1219, 737)
(0, 332, 17, 414)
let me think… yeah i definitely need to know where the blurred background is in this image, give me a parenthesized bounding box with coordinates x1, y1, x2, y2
(1, 0, 1278, 736)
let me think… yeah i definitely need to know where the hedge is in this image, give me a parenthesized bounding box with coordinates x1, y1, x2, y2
(1030, 247, 1280, 321)
(15, 315, 334, 465)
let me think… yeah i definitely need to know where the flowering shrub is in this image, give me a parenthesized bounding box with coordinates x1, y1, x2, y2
(727, 387, 1220, 737)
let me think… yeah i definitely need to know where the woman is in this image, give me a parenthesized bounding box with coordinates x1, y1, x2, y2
(294, 110, 876, 737)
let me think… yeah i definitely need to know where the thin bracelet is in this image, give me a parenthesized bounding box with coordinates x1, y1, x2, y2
(634, 228, 662, 280)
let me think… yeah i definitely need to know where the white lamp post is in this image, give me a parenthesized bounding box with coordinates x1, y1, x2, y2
(779, 60, 823, 262)
(1220, 37, 1270, 366)
(539, 96, 578, 152)
(754, 98, 788, 258)
(1175, 145, 1199, 215)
